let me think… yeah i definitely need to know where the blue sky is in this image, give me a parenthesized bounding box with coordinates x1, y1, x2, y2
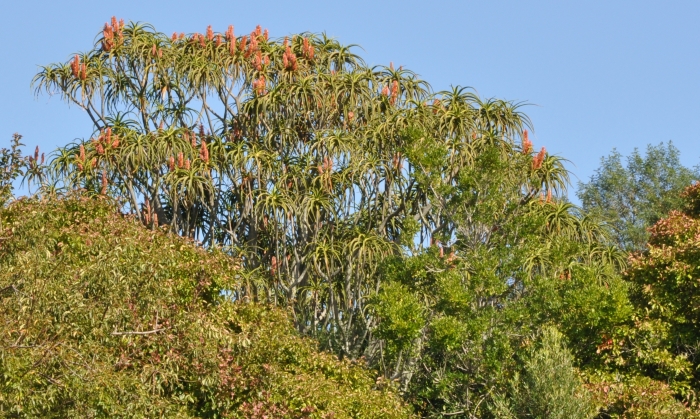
(1, 1, 698, 199)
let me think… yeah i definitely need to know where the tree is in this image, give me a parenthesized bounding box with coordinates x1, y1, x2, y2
(0, 134, 26, 207)
(32, 18, 569, 359)
(624, 182, 700, 395)
(577, 142, 698, 252)
(358, 136, 633, 417)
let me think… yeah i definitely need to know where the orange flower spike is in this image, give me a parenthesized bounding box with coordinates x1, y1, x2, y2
(106, 127, 112, 143)
(177, 152, 184, 168)
(79, 144, 85, 161)
(254, 51, 262, 71)
(225, 25, 234, 41)
(263, 29, 269, 41)
(381, 85, 389, 97)
(308, 45, 314, 60)
(111, 16, 118, 29)
(216, 34, 222, 47)
(239, 36, 248, 53)
(255, 25, 262, 37)
(532, 147, 546, 170)
(71, 55, 80, 78)
(185, 159, 191, 170)
(390, 61, 394, 71)
(200, 140, 209, 162)
(151, 44, 157, 56)
(101, 170, 108, 195)
(91, 158, 97, 168)
(229, 39, 236, 55)
(112, 135, 119, 148)
(206, 25, 214, 41)
(80, 63, 87, 80)
(40, 153, 45, 165)
(283, 36, 288, 48)
(522, 130, 533, 154)
(191, 132, 197, 148)
(199, 33, 206, 48)
(96, 143, 104, 155)
(390, 80, 399, 104)
(179, 33, 185, 40)
(168, 156, 175, 171)
(172, 32, 178, 41)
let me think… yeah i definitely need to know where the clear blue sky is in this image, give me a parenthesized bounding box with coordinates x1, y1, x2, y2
(1, 1, 699, 199)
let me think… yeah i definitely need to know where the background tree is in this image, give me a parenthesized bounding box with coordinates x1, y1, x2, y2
(577, 142, 698, 252)
(623, 183, 700, 396)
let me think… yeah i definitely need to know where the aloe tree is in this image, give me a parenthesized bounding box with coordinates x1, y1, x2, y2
(29, 19, 636, 416)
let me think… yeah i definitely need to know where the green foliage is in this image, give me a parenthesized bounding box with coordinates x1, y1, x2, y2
(491, 327, 597, 419)
(26, 17, 697, 419)
(0, 197, 412, 418)
(362, 142, 632, 417)
(577, 142, 698, 252)
(0, 134, 25, 207)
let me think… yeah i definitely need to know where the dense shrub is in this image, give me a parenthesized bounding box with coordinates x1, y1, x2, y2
(0, 196, 412, 418)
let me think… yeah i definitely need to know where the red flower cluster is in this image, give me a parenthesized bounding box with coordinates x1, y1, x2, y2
(71, 55, 87, 80)
(253, 75, 266, 95)
(532, 147, 546, 170)
(200, 139, 209, 163)
(283, 44, 298, 71)
(390, 80, 399, 105)
(150, 44, 162, 58)
(522, 130, 533, 154)
(225, 25, 236, 55)
(90, 127, 120, 156)
(102, 16, 124, 52)
(302, 37, 315, 60)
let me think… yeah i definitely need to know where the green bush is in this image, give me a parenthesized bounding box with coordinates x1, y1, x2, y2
(492, 326, 597, 419)
(0, 196, 413, 418)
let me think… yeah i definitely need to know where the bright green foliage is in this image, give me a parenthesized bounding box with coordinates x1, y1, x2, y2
(577, 142, 698, 252)
(364, 144, 632, 417)
(491, 327, 596, 419)
(0, 197, 413, 418)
